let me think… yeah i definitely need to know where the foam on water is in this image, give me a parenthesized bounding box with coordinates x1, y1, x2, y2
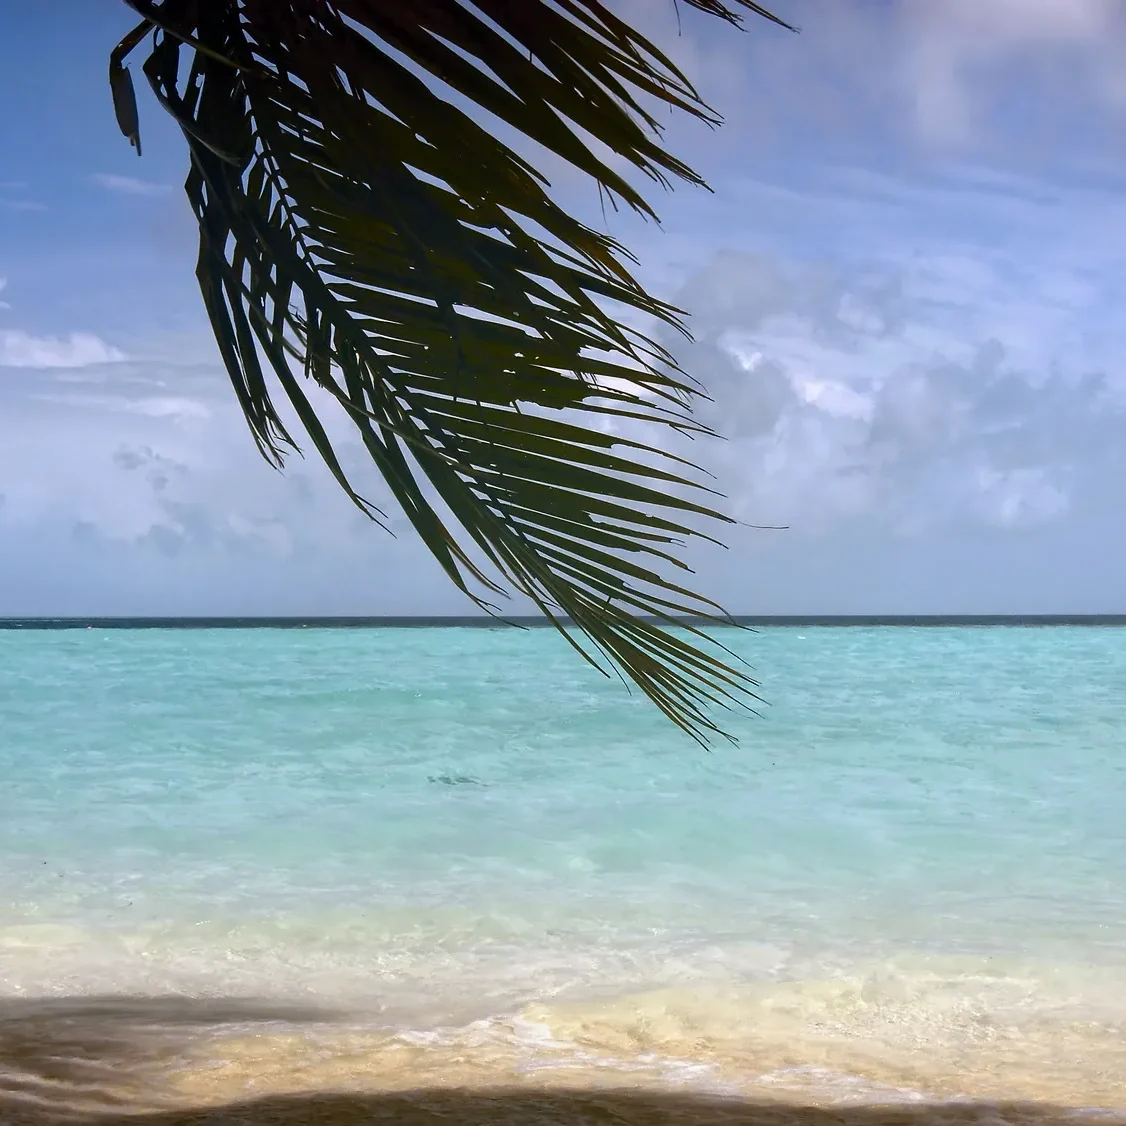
(1, 625, 1124, 1119)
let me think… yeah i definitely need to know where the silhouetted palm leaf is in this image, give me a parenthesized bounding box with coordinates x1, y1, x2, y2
(109, 0, 794, 743)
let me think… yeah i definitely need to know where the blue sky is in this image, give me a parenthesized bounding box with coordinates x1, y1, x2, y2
(3, 0, 1126, 615)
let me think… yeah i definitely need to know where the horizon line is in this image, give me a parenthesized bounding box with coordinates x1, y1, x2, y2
(4, 614, 1126, 630)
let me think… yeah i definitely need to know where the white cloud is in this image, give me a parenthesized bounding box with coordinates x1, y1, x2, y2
(91, 173, 172, 197)
(657, 242, 1126, 537)
(608, 0, 1126, 172)
(122, 395, 212, 419)
(0, 330, 126, 368)
(30, 391, 212, 420)
(4, 358, 385, 551)
(0, 279, 9, 311)
(0, 354, 465, 616)
(791, 375, 873, 421)
(897, 0, 1124, 143)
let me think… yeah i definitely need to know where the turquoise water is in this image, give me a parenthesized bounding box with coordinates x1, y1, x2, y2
(1, 625, 1124, 1109)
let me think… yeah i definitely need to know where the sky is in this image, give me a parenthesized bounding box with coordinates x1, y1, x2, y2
(2, 0, 1126, 616)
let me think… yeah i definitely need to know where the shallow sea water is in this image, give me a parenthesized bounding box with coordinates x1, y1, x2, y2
(1, 624, 1124, 1122)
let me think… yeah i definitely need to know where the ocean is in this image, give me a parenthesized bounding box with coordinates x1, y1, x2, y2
(1, 623, 1124, 1121)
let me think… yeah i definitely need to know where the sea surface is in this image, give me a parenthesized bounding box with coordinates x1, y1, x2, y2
(1, 624, 1124, 1121)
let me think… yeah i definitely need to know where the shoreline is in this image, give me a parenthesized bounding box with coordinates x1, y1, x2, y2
(4, 625, 1123, 1122)
(3, 967, 1126, 1120)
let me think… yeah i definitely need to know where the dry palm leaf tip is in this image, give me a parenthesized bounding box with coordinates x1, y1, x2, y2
(108, 0, 797, 744)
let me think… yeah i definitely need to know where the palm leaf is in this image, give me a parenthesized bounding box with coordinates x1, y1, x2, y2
(109, 0, 795, 744)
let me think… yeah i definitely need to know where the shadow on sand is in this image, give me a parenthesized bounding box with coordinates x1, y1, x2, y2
(0, 995, 1120, 1126)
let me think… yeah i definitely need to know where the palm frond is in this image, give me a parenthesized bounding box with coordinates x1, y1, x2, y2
(110, 0, 795, 744)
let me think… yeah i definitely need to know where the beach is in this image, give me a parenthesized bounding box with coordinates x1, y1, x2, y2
(1, 624, 1124, 1121)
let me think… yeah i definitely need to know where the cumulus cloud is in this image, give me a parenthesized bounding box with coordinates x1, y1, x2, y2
(2, 252, 1124, 616)
(0, 348, 468, 615)
(659, 249, 1125, 537)
(0, 330, 125, 368)
(897, 0, 1126, 144)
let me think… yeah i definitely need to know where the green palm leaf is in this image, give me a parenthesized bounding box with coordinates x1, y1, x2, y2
(109, 0, 795, 744)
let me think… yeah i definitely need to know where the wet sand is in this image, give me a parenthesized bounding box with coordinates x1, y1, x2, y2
(2, 996, 1123, 1126)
